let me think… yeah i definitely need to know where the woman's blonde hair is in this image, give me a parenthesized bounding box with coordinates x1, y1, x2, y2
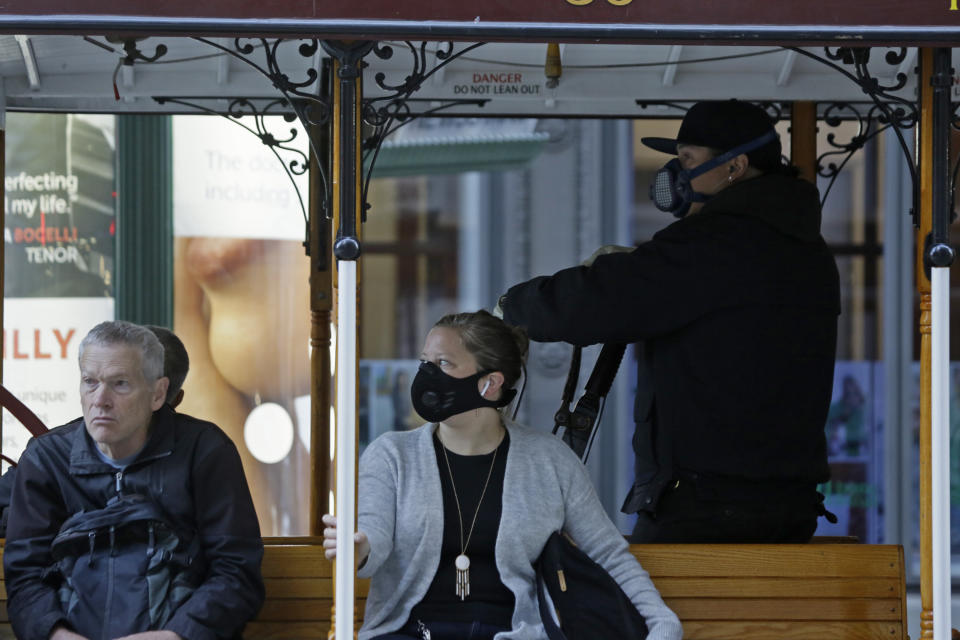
(434, 310, 528, 390)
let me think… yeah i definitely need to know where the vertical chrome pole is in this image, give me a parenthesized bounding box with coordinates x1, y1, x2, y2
(929, 46, 955, 640)
(324, 40, 374, 640)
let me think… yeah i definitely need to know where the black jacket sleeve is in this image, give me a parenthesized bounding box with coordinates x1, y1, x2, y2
(3, 438, 72, 640)
(502, 220, 722, 345)
(501, 213, 824, 346)
(164, 430, 265, 640)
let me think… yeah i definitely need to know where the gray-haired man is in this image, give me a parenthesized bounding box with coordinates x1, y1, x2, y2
(3, 320, 264, 640)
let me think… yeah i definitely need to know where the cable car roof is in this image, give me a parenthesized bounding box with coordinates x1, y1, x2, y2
(0, 37, 941, 117)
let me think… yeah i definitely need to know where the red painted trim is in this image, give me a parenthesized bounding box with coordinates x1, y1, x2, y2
(3, 0, 958, 28)
(0, 384, 49, 439)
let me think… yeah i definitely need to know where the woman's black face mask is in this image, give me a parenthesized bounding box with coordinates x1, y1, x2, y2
(410, 361, 517, 423)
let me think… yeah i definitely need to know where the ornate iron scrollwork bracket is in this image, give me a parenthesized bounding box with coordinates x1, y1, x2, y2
(178, 38, 488, 257)
(106, 37, 169, 65)
(815, 101, 917, 209)
(634, 100, 784, 123)
(153, 95, 311, 226)
(789, 47, 919, 225)
(192, 37, 333, 231)
(359, 41, 489, 222)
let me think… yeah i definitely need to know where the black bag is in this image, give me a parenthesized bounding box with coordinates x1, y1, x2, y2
(44, 493, 201, 639)
(535, 531, 649, 640)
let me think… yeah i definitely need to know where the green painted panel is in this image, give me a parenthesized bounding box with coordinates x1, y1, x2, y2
(115, 115, 173, 327)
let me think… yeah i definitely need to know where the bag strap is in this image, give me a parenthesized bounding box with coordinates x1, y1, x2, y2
(535, 553, 568, 640)
(554, 343, 626, 461)
(0, 383, 49, 438)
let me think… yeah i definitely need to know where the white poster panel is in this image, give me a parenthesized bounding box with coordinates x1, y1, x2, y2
(172, 115, 308, 240)
(3, 297, 115, 463)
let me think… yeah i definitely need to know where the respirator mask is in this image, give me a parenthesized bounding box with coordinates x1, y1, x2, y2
(649, 129, 779, 218)
(410, 361, 517, 423)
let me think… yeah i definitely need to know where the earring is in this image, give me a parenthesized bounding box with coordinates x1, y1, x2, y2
(728, 176, 734, 183)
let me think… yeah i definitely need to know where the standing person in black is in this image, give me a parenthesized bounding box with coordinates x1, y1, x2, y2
(499, 100, 840, 543)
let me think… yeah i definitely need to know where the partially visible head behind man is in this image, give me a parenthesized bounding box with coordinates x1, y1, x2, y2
(78, 321, 169, 460)
(146, 325, 190, 407)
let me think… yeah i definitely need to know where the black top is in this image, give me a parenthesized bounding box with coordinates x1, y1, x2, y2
(504, 173, 839, 511)
(410, 430, 514, 627)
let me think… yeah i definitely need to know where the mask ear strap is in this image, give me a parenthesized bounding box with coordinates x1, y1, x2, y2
(686, 129, 779, 180)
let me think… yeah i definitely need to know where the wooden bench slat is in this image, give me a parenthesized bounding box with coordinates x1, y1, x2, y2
(257, 599, 366, 623)
(680, 620, 904, 640)
(654, 576, 901, 598)
(632, 544, 903, 578)
(242, 621, 329, 638)
(257, 599, 332, 621)
(262, 577, 370, 598)
(262, 577, 328, 598)
(261, 547, 331, 578)
(667, 597, 902, 621)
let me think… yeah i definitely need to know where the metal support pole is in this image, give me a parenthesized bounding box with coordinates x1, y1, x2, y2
(917, 47, 935, 640)
(323, 39, 373, 640)
(928, 46, 955, 640)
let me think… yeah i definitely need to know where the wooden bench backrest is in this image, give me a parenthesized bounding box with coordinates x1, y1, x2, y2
(632, 543, 908, 640)
(0, 541, 906, 640)
(249, 537, 369, 639)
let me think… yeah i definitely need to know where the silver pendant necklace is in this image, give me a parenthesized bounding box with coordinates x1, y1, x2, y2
(439, 434, 500, 601)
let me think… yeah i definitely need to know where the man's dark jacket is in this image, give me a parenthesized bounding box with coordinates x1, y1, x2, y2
(503, 173, 840, 513)
(3, 405, 265, 640)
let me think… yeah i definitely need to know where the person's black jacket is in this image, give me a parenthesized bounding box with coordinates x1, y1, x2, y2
(503, 173, 839, 512)
(3, 405, 265, 640)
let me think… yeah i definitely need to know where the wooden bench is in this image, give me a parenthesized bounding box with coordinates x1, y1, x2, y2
(632, 543, 908, 640)
(0, 540, 907, 639)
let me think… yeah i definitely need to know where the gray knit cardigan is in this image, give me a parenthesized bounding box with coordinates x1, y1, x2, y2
(357, 420, 683, 640)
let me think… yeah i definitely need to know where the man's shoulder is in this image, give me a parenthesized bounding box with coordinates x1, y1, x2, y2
(25, 417, 84, 454)
(169, 411, 236, 449)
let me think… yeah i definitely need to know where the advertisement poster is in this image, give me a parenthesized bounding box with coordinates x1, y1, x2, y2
(815, 360, 883, 543)
(359, 359, 422, 454)
(908, 361, 960, 575)
(3, 113, 116, 466)
(172, 114, 311, 535)
(3, 298, 115, 461)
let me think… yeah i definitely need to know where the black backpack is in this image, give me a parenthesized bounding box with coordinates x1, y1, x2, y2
(535, 531, 649, 640)
(44, 493, 201, 639)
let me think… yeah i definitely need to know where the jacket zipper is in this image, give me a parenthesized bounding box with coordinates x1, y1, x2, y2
(103, 540, 115, 640)
(115, 470, 123, 494)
